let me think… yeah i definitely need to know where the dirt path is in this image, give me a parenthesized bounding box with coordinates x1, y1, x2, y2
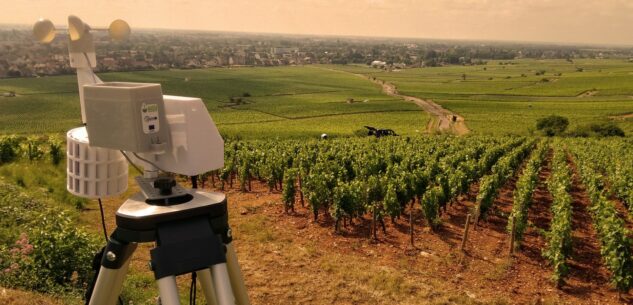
(314, 66, 469, 135)
(610, 113, 633, 120)
(577, 89, 599, 98)
(364, 76, 470, 135)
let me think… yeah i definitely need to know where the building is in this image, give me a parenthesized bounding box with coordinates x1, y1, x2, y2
(371, 60, 386, 68)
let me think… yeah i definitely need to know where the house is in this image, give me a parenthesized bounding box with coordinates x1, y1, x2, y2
(271, 47, 298, 56)
(371, 60, 386, 68)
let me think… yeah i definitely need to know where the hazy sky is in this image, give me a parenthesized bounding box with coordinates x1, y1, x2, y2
(5, 0, 633, 45)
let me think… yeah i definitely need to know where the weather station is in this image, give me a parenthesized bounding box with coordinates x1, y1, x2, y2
(33, 16, 250, 305)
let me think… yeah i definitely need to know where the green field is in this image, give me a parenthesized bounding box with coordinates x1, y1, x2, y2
(328, 59, 633, 135)
(0, 66, 427, 138)
(2, 60, 633, 138)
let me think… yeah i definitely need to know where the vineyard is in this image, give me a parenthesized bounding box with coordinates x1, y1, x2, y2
(174, 135, 633, 298)
(2, 134, 633, 303)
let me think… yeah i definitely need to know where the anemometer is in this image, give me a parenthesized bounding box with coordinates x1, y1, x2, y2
(34, 16, 250, 305)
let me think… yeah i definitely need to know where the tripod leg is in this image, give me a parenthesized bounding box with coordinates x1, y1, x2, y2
(211, 263, 236, 305)
(157, 276, 181, 305)
(196, 269, 219, 305)
(88, 242, 137, 305)
(225, 244, 251, 305)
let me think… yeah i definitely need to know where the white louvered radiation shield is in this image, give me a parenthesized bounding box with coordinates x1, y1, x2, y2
(66, 127, 128, 198)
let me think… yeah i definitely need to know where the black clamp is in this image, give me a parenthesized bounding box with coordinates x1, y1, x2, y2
(150, 216, 226, 279)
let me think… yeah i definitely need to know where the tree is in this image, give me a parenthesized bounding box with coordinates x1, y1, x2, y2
(536, 115, 569, 136)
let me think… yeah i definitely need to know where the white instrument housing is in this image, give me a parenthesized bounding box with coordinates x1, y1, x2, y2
(138, 95, 225, 176)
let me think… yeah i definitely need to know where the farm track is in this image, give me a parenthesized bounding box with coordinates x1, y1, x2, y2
(577, 89, 599, 97)
(315, 66, 469, 135)
(363, 76, 470, 135)
(610, 113, 633, 121)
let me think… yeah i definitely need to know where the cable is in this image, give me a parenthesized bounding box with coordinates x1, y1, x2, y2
(189, 272, 197, 305)
(97, 198, 108, 242)
(96, 199, 124, 305)
(191, 175, 198, 189)
(82, 52, 98, 83)
(132, 152, 168, 173)
(120, 150, 143, 174)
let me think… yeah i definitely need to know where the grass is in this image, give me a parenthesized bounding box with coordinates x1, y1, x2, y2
(0, 161, 87, 210)
(0, 288, 66, 305)
(238, 214, 276, 242)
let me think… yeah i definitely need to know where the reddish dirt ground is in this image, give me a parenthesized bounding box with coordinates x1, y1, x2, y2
(563, 157, 618, 302)
(202, 152, 630, 305)
(38, 157, 633, 305)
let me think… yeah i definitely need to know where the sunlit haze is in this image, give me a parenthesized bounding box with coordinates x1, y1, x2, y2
(4, 0, 633, 45)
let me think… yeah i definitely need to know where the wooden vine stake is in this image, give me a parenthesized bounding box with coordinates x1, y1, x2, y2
(460, 213, 472, 252)
(509, 216, 516, 255)
(472, 206, 480, 231)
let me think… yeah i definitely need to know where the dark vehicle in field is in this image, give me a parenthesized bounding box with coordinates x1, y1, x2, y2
(364, 126, 398, 138)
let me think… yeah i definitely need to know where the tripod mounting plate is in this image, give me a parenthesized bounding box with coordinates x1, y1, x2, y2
(135, 176, 190, 201)
(116, 190, 227, 231)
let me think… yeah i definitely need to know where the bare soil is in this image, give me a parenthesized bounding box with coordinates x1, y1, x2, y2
(8, 160, 631, 304)
(198, 160, 626, 305)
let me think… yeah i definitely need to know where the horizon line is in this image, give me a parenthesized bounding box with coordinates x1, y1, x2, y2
(2, 22, 633, 49)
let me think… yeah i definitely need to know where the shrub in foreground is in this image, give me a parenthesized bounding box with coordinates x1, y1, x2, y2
(0, 182, 99, 293)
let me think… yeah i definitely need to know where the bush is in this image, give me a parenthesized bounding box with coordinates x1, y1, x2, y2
(0, 182, 99, 293)
(23, 136, 45, 161)
(589, 122, 625, 137)
(0, 136, 21, 164)
(568, 122, 625, 138)
(49, 139, 64, 166)
(536, 115, 569, 136)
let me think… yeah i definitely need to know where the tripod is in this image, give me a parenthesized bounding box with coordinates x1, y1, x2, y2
(85, 186, 250, 305)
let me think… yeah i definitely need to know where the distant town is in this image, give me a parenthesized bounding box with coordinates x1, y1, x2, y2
(2, 26, 633, 78)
